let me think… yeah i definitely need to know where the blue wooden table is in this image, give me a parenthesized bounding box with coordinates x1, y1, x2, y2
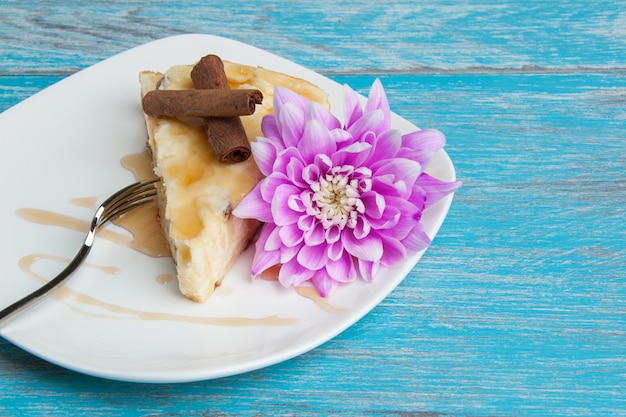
(1, 1, 625, 416)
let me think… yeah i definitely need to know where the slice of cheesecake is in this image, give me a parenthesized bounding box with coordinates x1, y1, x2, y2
(139, 61, 328, 302)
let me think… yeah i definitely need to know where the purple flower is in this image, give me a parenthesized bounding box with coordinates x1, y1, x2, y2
(233, 79, 460, 297)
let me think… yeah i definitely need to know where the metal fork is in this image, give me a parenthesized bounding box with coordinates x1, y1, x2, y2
(0, 177, 161, 324)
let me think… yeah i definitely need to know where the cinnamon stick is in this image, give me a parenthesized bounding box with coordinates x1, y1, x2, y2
(142, 89, 263, 118)
(191, 54, 254, 163)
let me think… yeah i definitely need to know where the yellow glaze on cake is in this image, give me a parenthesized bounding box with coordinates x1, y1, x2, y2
(139, 61, 328, 302)
(222, 61, 329, 140)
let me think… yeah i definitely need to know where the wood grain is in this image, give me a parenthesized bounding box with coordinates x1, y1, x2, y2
(1, 1, 625, 416)
(1, 1, 626, 74)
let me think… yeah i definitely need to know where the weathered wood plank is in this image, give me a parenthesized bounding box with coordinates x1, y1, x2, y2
(0, 71, 624, 416)
(1, 0, 626, 415)
(1, 0, 626, 73)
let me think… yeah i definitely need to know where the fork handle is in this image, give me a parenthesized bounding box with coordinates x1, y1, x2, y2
(0, 243, 93, 325)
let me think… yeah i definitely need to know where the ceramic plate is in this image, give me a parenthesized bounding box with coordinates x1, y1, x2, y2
(0, 34, 457, 383)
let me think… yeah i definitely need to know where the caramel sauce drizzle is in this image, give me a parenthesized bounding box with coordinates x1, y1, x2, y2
(295, 286, 348, 314)
(12, 150, 344, 326)
(19, 254, 120, 282)
(259, 264, 347, 314)
(18, 253, 295, 326)
(156, 273, 174, 285)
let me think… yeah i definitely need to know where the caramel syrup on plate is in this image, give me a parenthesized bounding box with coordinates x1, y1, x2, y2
(13, 150, 340, 325)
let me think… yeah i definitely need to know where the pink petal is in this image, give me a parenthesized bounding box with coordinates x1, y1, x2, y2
(347, 109, 385, 141)
(409, 185, 428, 212)
(402, 128, 445, 153)
(359, 130, 377, 148)
(255, 223, 274, 247)
(342, 230, 383, 262)
(274, 86, 310, 116)
(250, 225, 281, 277)
(400, 129, 446, 167)
(380, 236, 407, 266)
(260, 172, 291, 203)
(280, 243, 302, 264)
(279, 222, 305, 247)
(371, 174, 398, 195)
(415, 173, 461, 208)
(279, 258, 315, 287)
(261, 115, 282, 145)
(325, 251, 356, 283)
(327, 239, 344, 261)
(272, 183, 304, 226)
(343, 84, 364, 130)
(396, 147, 436, 169)
(369, 129, 402, 163)
(299, 120, 336, 163)
(370, 159, 421, 200)
(285, 156, 307, 188)
(401, 222, 432, 253)
(329, 128, 354, 145)
(287, 192, 306, 213)
(357, 259, 379, 282)
(366, 204, 400, 230)
(250, 249, 280, 279)
(307, 102, 341, 130)
(251, 137, 278, 176)
(232, 184, 272, 222)
(313, 153, 333, 172)
(353, 216, 371, 239)
(297, 212, 316, 231)
(373, 158, 421, 189)
(264, 225, 283, 251)
(354, 166, 373, 181)
(365, 79, 391, 131)
(361, 191, 385, 219)
(278, 102, 305, 148)
(273, 147, 303, 176)
(297, 243, 329, 270)
(302, 163, 322, 185)
(331, 141, 372, 168)
(303, 222, 326, 246)
(325, 224, 341, 244)
(381, 196, 420, 239)
(311, 269, 339, 297)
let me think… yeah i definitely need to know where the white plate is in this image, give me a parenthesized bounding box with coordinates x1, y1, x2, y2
(0, 34, 457, 383)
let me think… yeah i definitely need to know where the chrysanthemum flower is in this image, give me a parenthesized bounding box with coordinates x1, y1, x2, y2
(233, 79, 460, 297)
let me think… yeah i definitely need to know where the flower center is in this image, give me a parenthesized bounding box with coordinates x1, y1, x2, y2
(310, 167, 365, 230)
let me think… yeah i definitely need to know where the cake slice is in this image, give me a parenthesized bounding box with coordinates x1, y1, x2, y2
(139, 60, 328, 302)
